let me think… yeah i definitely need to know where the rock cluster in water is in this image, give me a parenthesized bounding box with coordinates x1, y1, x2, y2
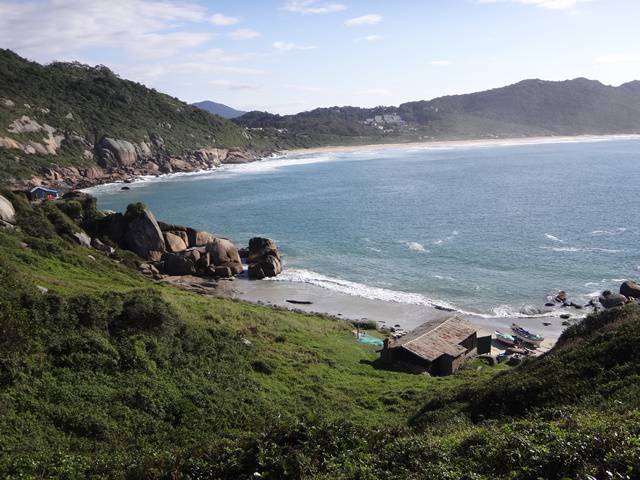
(50, 192, 282, 282)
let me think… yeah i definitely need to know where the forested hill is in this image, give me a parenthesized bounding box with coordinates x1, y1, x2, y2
(235, 78, 640, 147)
(192, 100, 246, 119)
(0, 49, 276, 187)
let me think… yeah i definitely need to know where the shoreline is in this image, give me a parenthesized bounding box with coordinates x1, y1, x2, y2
(283, 133, 640, 156)
(79, 133, 640, 193)
(227, 275, 567, 352)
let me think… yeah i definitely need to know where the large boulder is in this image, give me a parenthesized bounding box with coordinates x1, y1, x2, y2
(620, 280, 640, 299)
(187, 228, 217, 247)
(123, 205, 165, 260)
(158, 221, 188, 232)
(205, 238, 243, 274)
(163, 232, 187, 253)
(247, 237, 282, 280)
(599, 290, 628, 309)
(97, 137, 138, 168)
(161, 252, 196, 276)
(206, 238, 241, 265)
(248, 255, 281, 280)
(0, 194, 16, 225)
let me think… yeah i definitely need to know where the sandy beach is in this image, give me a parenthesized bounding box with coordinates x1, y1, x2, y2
(229, 276, 568, 352)
(283, 134, 640, 156)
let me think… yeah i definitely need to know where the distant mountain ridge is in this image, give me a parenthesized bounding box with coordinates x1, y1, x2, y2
(192, 100, 246, 119)
(235, 78, 640, 147)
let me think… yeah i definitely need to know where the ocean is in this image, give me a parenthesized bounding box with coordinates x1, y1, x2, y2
(88, 137, 640, 319)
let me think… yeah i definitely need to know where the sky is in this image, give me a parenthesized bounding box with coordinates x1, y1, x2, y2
(1, 0, 639, 114)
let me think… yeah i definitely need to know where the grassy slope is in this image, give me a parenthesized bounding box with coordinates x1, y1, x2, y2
(1, 196, 639, 479)
(0, 49, 277, 182)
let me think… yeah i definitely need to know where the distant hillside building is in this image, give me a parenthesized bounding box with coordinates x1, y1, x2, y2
(29, 186, 59, 201)
(380, 316, 491, 376)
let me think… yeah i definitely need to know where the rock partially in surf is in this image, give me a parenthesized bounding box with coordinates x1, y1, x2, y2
(519, 305, 547, 316)
(247, 237, 282, 280)
(205, 238, 243, 275)
(161, 252, 196, 276)
(248, 255, 281, 280)
(598, 290, 628, 309)
(554, 290, 568, 303)
(560, 313, 571, 320)
(620, 280, 640, 299)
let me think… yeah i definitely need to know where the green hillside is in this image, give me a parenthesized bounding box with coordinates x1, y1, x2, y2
(236, 78, 640, 147)
(0, 192, 639, 479)
(0, 49, 276, 183)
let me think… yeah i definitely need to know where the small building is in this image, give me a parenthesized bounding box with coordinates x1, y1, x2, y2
(29, 186, 59, 201)
(380, 316, 491, 376)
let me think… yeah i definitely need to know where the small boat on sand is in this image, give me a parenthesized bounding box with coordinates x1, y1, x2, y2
(494, 330, 517, 346)
(511, 323, 544, 347)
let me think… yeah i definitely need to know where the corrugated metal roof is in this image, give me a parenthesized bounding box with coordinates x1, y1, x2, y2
(30, 186, 58, 193)
(389, 316, 477, 361)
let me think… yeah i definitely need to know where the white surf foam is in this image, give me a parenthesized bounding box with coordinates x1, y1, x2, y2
(82, 153, 337, 195)
(541, 246, 580, 252)
(265, 268, 456, 310)
(406, 242, 428, 252)
(544, 233, 565, 243)
(266, 268, 569, 320)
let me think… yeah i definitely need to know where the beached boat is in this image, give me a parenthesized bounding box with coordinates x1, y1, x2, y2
(494, 330, 517, 346)
(511, 323, 544, 347)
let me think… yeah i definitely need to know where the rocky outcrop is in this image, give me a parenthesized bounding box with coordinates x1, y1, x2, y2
(97, 137, 138, 168)
(161, 252, 196, 275)
(620, 280, 640, 299)
(123, 206, 165, 260)
(599, 290, 628, 309)
(164, 231, 187, 252)
(187, 229, 217, 247)
(247, 237, 282, 280)
(206, 238, 243, 275)
(0, 194, 16, 225)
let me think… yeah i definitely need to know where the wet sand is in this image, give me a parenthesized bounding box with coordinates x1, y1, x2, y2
(230, 277, 571, 352)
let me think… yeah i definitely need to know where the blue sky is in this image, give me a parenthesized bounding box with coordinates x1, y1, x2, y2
(1, 0, 639, 113)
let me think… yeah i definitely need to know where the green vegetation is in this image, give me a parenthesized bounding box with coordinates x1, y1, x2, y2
(0, 49, 277, 182)
(1, 196, 639, 479)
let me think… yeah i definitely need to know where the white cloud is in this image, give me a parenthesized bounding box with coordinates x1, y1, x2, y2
(477, 0, 590, 10)
(273, 41, 317, 51)
(282, 0, 346, 14)
(346, 14, 383, 26)
(229, 28, 261, 40)
(431, 60, 452, 65)
(0, 0, 213, 60)
(356, 35, 383, 42)
(595, 54, 640, 63)
(285, 84, 325, 92)
(210, 13, 239, 26)
(209, 80, 261, 91)
(356, 88, 391, 95)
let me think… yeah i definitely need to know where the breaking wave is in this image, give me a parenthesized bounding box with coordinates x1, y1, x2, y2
(266, 268, 572, 320)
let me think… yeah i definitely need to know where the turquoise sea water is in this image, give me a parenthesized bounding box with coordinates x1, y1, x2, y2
(89, 138, 640, 318)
